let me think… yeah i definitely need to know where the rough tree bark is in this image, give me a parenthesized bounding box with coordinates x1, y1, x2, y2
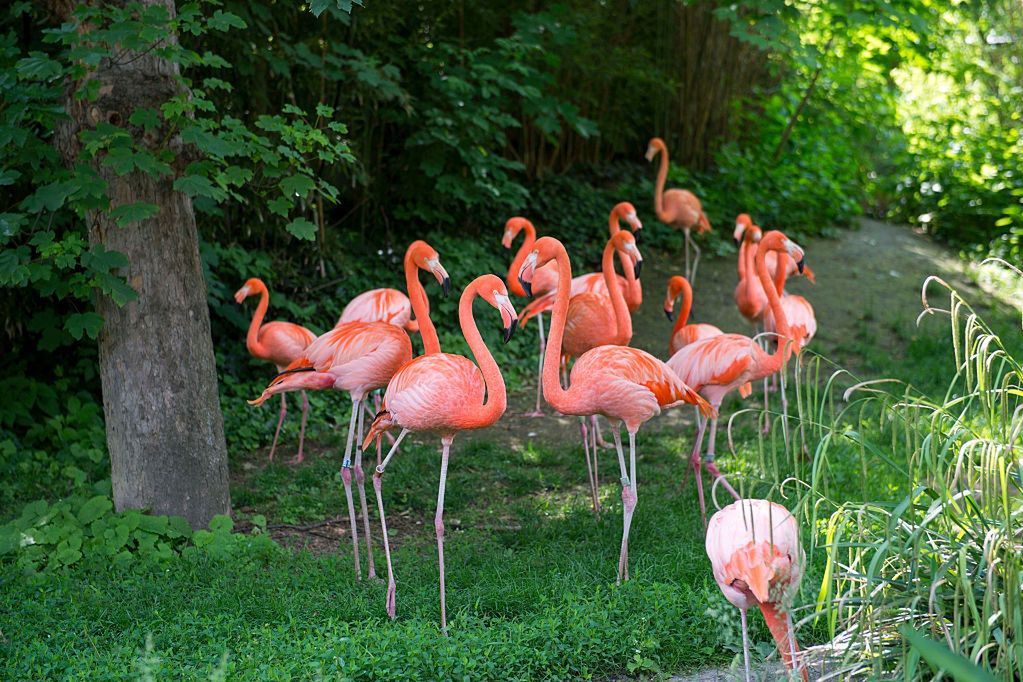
(46, 0, 230, 528)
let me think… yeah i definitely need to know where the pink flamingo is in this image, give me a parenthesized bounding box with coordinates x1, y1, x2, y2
(664, 275, 722, 357)
(337, 289, 419, 334)
(519, 236, 712, 582)
(517, 202, 643, 330)
(235, 278, 317, 463)
(667, 230, 806, 526)
(362, 274, 518, 631)
(646, 137, 712, 283)
(503, 217, 560, 417)
(706, 499, 808, 682)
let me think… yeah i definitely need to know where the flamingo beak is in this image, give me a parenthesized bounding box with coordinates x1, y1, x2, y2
(428, 259, 451, 296)
(664, 307, 675, 322)
(734, 237, 741, 248)
(501, 229, 513, 249)
(644, 145, 656, 161)
(517, 253, 537, 298)
(796, 258, 805, 275)
(503, 317, 518, 343)
(495, 293, 518, 343)
(633, 258, 643, 280)
(234, 286, 250, 303)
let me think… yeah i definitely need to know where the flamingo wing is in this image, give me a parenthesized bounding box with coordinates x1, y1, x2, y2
(256, 321, 317, 367)
(383, 353, 485, 432)
(667, 334, 758, 393)
(338, 288, 412, 328)
(295, 322, 412, 394)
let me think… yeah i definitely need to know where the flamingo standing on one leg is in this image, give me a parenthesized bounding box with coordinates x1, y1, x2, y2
(645, 137, 712, 283)
(362, 274, 518, 631)
(667, 231, 806, 527)
(706, 499, 808, 682)
(664, 275, 722, 357)
(519, 236, 712, 582)
(235, 278, 317, 464)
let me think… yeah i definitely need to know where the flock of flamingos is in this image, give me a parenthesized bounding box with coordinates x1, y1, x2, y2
(233, 138, 817, 680)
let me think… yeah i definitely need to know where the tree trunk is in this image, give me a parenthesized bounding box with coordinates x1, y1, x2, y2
(48, 0, 230, 528)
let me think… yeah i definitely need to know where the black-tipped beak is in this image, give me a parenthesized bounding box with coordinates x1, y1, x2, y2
(796, 259, 805, 274)
(518, 275, 533, 298)
(634, 259, 643, 280)
(441, 276, 451, 296)
(733, 237, 740, 248)
(664, 308, 674, 322)
(633, 230, 641, 245)
(503, 318, 518, 343)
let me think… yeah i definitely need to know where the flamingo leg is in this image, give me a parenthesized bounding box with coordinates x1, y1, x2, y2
(340, 398, 362, 580)
(579, 418, 599, 514)
(525, 313, 546, 417)
(269, 393, 287, 461)
(590, 418, 602, 512)
(614, 427, 637, 584)
(689, 416, 710, 528)
(684, 228, 691, 281)
(286, 390, 308, 465)
(740, 608, 752, 682)
(354, 402, 376, 580)
(593, 415, 614, 450)
(691, 234, 702, 284)
(780, 363, 790, 449)
(704, 418, 740, 502)
(373, 428, 409, 619)
(435, 436, 453, 633)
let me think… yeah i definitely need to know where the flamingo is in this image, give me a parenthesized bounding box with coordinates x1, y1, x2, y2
(519, 236, 712, 583)
(667, 230, 806, 527)
(645, 137, 712, 283)
(362, 274, 518, 631)
(337, 288, 419, 334)
(503, 217, 560, 417)
(235, 278, 317, 463)
(517, 202, 643, 330)
(664, 275, 723, 357)
(706, 499, 807, 682)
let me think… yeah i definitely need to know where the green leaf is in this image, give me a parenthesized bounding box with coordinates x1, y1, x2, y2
(77, 496, 113, 525)
(207, 9, 247, 31)
(108, 202, 160, 227)
(128, 108, 162, 131)
(285, 218, 317, 241)
(81, 245, 129, 274)
(279, 174, 316, 199)
(900, 626, 997, 682)
(174, 175, 218, 199)
(66, 312, 104, 340)
(16, 52, 63, 81)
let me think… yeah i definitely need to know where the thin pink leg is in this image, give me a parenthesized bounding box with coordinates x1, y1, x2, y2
(354, 402, 376, 579)
(340, 398, 362, 580)
(269, 393, 287, 461)
(435, 437, 453, 633)
(590, 419, 600, 511)
(593, 415, 614, 450)
(525, 313, 546, 417)
(287, 391, 309, 465)
(689, 417, 709, 528)
(373, 428, 409, 619)
(613, 427, 637, 584)
(579, 418, 598, 514)
(704, 418, 740, 502)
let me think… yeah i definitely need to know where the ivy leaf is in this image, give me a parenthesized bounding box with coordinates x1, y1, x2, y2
(207, 10, 247, 31)
(108, 202, 160, 227)
(23, 182, 74, 212)
(267, 196, 292, 217)
(66, 312, 104, 340)
(97, 272, 139, 306)
(128, 108, 162, 131)
(285, 218, 317, 241)
(77, 496, 113, 525)
(279, 174, 316, 199)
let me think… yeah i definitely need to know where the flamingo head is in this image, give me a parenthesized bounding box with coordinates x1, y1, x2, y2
(614, 202, 642, 236)
(663, 275, 689, 322)
(644, 137, 665, 161)
(762, 231, 805, 274)
(519, 236, 567, 299)
(502, 217, 533, 249)
(248, 365, 334, 406)
(473, 274, 519, 343)
(234, 277, 265, 304)
(733, 214, 754, 246)
(408, 240, 451, 296)
(611, 230, 643, 279)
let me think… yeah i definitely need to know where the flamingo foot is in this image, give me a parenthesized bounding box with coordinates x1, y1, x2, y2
(522, 409, 546, 418)
(705, 461, 740, 501)
(385, 579, 396, 619)
(285, 452, 305, 466)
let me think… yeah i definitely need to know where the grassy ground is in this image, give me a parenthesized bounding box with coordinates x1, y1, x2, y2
(2, 219, 1020, 680)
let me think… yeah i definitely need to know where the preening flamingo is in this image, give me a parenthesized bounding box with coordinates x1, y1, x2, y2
(517, 202, 642, 329)
(706, 499, 807, 682)
(503, 217, 560, 417)
(519, 237, 712, 582)
(249, 321, 411, 581)
(235, 278, 317, 463)
(362, 274, 518, 631)
(664, 275, 722, 357)
(338, 288, 419, 334)
(667, 231, 806, 526)
(645, 137, 712, 283)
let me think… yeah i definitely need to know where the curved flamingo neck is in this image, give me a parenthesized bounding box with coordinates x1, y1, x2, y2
(743, 240, 760, 314)
(672, 279, 693, 338)
(653, 147, 670, 223)
(754, 242, 792, 368)
(602, 241, 632, 345)
(506, 222, 537, 298)
(774, 252, 790, 294)
(406, 251, 440, 354)
(609, 212, 640, 306)
(737, 239, 748, 280)
(759, 602, 807, 681)
(458, 286, 506, 428)
(245, 281, 269, 357)
(542, 246, 579, 413)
